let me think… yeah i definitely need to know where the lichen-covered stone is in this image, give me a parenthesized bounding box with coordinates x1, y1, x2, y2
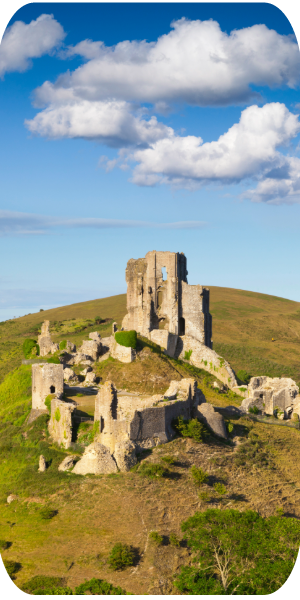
(72, 442, 118, 475)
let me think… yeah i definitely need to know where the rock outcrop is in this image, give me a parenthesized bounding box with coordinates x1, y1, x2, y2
(58, 455, 77, 472)
(114, 441, 137, 472)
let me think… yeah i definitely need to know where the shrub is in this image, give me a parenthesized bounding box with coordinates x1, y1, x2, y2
(22, 338, 38, 358)
(161, 455, 175, 465)
(44, 395, 52, 413)
(94, 316, 102, 324)
(22, 576, 66, 594)
(237, 370, 251, 384)
(190, 466, 209, 486)
(149, 531, 163, 545)
(199, 491, 211, 502)
(0, 539, 10, 550)
(47, 356, 60, 364)
(33, 588, 73, 595)
(184, 349, 193, 361)
(213, 483, 227, 495)
(75, 577, 129, 595)
(137, 462, 167, 479)
(175, 508, 300, 595)
(169, 532, 181, 547)
(108, 543, 135, 571)
(115, 330, 137, 349)
(3, 560, 21, 578)
(40, 508, 58, 520)
(249, 406, 259, 415)
(59, 340, 67, 350)
(173, 416, 205, 443)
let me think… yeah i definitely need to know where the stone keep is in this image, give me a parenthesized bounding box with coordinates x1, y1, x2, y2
(38, 320, 53, 356)
(122, 250, 212, 346)
(32, 363, 64, 410)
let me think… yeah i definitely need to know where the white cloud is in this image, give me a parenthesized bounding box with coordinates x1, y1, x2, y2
(0, 14, 66, 78)
(25, 99, 173, 147)
(0, 210, 206, 236)
(34, 18, 300, 108)
(129, 103, 300, 191)
(243, 157, 300, 204)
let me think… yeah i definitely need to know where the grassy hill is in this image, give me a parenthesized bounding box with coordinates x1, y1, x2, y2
(1, 286, 300, 385)
(1, 287, 300, 593)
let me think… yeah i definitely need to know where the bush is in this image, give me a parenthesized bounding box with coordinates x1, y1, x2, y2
(169, 532, 181, 547)
(173, 416, 205, 443)
(0, 539, 10, 550)
(149, 531, 163, 545)
(161, 455, 175, 464)
(59, 340, 67, 350)
(249, 406, 259, 415)
(115, 330, 137, 349)
(184, 349, 193, 361)
(191, 466, 209, 486)
(175, 508, 300, 595)
(237, 370, 251, 384)
(40, 508, 58, 520)
(137, 462, 168, 479)
(33, 588, 73, 595)
(108, 543, 135, 571)
(213, 483, 227, 495)
(22, 576, 66, 593)
(75, 577, 129, 595)
(22, 338, 39, 358)
(3, 560, 21, 578)
(44, 395, 52, 413)
(47, 355, 60, 364)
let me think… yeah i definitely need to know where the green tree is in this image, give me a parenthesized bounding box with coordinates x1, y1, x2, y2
(175, 509, 300, 595)
(108, 543, 135, 570)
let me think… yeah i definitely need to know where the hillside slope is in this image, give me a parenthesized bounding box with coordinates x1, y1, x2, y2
(0, 287, 300, 384)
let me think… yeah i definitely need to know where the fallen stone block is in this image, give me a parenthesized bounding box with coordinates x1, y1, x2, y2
(84, 371, 97, 385)
(58, 455, 77, 472)
(114, 441, 137, 472)
(63, 367, 77, 382)
(72, 442, 118, 475)
(7, 494, 17, 504)
(197, 403, 227, 439)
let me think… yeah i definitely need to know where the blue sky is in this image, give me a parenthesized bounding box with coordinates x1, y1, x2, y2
(0, 2, 300, 321)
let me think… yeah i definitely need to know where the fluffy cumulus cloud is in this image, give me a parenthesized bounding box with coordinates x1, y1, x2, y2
(130, 103, 300, 189)
(33, 19, 300, 107)
(25, 100, 173, 147)
(0, 14, 66, 78)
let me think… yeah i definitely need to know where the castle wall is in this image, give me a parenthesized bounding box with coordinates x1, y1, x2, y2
(32, 363, 64, 410)
(176, 335, 238, 388)
(48, 398, 75, 449)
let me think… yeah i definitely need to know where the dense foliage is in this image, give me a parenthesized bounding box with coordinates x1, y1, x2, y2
(175, 508, 300, 595)
(173, 416, 206, 442)
(22, 339, 39, 358)
(108, 543, 135, 570)
(75, 577, 131, 594)
(115, 330, 137, 349)
(22, 576, 130, 595)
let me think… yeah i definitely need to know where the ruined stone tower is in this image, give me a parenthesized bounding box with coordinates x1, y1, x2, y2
(122, 250, 212, 347)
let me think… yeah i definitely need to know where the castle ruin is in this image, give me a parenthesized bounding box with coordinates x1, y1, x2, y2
(32, 363, 64, 410)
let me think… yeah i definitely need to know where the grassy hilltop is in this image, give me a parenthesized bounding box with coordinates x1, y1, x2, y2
(1, 286, 300, 594)
(1, 286, 300, 385)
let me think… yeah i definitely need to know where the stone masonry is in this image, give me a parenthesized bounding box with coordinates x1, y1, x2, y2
(38, 320, 53, 356)
(48, 398, 76, 449)
(122, 250, 212, 345)
(32, 363, 64, 410)
(241, 376, 299, 419)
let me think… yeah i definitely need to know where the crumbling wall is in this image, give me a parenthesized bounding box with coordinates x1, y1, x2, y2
(181, 283, 212, 346)
(32, 363, 64, 410)
(48, 398, 75, 449)
(77, 339, 102, 361)
(175, 335, 237, 388)
(241, 376, 299, 418)
(38, 320, 53, 356)
(149, 330, 178, 358)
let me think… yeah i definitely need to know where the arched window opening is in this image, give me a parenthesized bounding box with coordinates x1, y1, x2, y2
(50, 385, 55, 393)
(179, 317, 185, 336)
